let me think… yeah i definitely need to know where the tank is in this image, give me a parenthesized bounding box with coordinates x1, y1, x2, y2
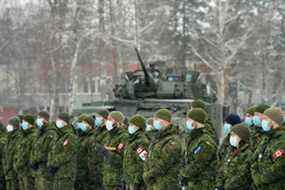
(72, 48, 218, 126)
(113, 48, 216, 102)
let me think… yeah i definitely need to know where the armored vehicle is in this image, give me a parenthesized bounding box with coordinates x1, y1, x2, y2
(73, 48, 218, 127)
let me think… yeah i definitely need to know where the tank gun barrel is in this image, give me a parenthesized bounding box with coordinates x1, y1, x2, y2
(134, 47, 152, 86)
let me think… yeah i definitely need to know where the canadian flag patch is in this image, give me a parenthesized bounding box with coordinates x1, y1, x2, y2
(117, 143, 125, 151)
(63, 139, 69, 146)
(136, 147, 148, 161)
(272, 149, 285, 160)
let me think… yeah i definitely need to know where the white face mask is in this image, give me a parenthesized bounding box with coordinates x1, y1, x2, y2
(229, 135, 240, 148)
(6, 125, 14, 132)
(56, 120, 66, 129)
(146, 124, 154, 132)
(106, 120, 114, 131)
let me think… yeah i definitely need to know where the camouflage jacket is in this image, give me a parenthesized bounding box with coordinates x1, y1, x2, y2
(30, 124, 58, 177)
(91, 126, 108, 145)
(123, 130, 148, 185)
(205, 119, 218, 143)
(249, 126, 263, 151)
(0, 132, 6, 178)
(86, 129, 107, 189)
(75, 131, 98, 189)
(251, 128, 285, 190)
(13, 128, 36, 176)
(2, 130, 21, 180)
(47, 126, 79, 180)
(102, 127, 128, 187)
(143, 126, 182, 190)
(217, 143, 253, 190)
(180, 127, 217, 190)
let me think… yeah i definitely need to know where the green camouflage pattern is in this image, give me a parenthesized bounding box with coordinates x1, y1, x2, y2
(47, 125, 79, 190)
(102, 126, 128, 189)
(251, 128, 285, 189)
(86, 127, 109, 190)
(13, 128, 37, 190)
(217, 143, 253, 189)
(123, 131, 148, 186)
(30, 123, 58, 190)
(143, 127, 182, 190)
(180, 127, 217, 190)
(2, 129, 21, 190)
(0, 125, 6, 189)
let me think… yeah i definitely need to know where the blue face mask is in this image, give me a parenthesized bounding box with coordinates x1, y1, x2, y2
(244, 117, 253, 127)
(186, 120, 194, 132)
(128, 125, 139, 135)
(21, 121, 29, 130)
(78, 122, 88, 132)
(261, 120, 272, 132)
(36, 118, 44, 128)
(153, 120, 163, 130)
(223, 123, 232, 136)
(95, 117, 104, 128)
(253, 116, 261, 127)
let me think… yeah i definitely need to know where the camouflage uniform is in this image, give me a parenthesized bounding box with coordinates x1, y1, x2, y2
(123, 115, 148, 190)
(2, 117, 21, 190)
(13, 115, 36, 190)
(30, 112, 58, 190)
(251, 108, 285, 189)
(245, 104, 270, 151)
(86, 110, 110, 189)
(74, 114, 95, 190)
(181, 108, 217, 190)
(102, 111, 128, 190)
(47, 113, 79, 190)
(0, 122, 6, 190)
(143, 109, 182, 190)
(216, 124, 253, 190)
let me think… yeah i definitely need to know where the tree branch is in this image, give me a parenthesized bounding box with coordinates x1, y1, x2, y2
(190, 45, 215, 71)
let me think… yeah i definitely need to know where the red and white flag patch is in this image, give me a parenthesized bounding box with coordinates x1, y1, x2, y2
(136, 147, 148, 161)
(272, 149, 285, 160)
(117, 143, 125, 151)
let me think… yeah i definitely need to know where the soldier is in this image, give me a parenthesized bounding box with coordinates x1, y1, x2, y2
(145, 118, 156, 142)
(86, 110, 110, 190)
(217, 114, 242, 161)
(244, 104, 270, 151)
(123, 115, 148, 190)
(0, 121, 6, 190)
(143, 109, 182, 190)
(47, 113, 79, 190)
(14, 115, 36, 190)
(251, 107, 285, 189)
(74, 114, 94, 190)
(191, 99, 217, 143)
(2, 117, 21, 190)
(102, 111, 128, 190)
(216, 124, 253, 189)
(30, 111, 57, 190)
(180, 108, 217, 189)
(92, 109, 109, 144)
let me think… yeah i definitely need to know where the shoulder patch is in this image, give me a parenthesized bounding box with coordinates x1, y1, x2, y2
(136, 146, 148, 161)
(272, 149, 285, 160)
(116, 143, 125, 151)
